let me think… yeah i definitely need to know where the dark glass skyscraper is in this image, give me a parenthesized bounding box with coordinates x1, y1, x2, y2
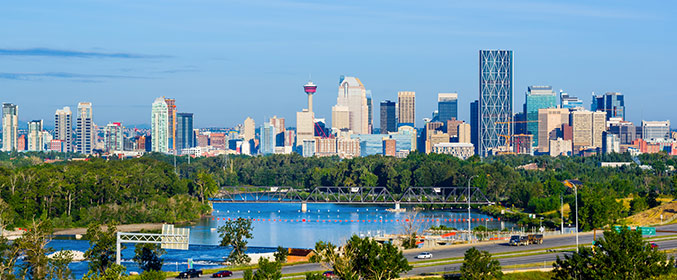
(380, 100, 396, 134)
(437, 93, 458, 123)
(479, 50, 513, 157)
(470, 100, 479, 155)
(176, 113, 194, 151)
(592, 92, 625, 120)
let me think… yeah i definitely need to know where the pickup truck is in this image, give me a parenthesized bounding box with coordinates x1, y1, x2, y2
(177, 268, 203, 278)
(509, 235, 529, 246)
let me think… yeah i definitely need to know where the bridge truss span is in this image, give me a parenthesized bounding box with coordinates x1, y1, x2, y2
(213, 186, 492, 206)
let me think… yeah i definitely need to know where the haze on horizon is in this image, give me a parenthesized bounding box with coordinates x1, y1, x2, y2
(1, 0, 674, 128)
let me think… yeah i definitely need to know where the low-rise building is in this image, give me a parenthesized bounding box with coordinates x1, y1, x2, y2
(431, 143, 474, 160)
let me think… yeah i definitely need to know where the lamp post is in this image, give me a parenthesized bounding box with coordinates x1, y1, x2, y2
(574, 183, 579, 252)
(468, 175, 479, 243)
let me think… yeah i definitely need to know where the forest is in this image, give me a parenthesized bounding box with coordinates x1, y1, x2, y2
(1, 150, 675, 230)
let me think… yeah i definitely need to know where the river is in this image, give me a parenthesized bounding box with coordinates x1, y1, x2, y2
(49, 202, 509, 278)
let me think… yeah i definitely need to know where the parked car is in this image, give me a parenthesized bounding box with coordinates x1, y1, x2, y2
(212, 270, 233, 278)
(416, 252, 433, 259)
(322, 271, 336, 278)
(177, 269, 202, 278)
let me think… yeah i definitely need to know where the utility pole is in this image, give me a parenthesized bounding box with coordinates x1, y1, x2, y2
(561, 194, 564, 234)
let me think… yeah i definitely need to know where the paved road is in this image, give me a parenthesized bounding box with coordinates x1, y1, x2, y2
(178, 224, 677, 279)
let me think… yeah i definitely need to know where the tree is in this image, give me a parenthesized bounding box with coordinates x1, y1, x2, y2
(81, 264, 126, 280)
(15, 219, 54, 280)
(460, 247, 502, 280)
(133, 243, 166, 272)
(273, 246, 288, 263)
(243, 257, 282, 280)
(218, 218, 253, 265)
(311, 235, 412, 280)
(553, 227, 675, 279)
(0, 236, 21, 280)
(49, 250, 75, 280)
(399, 211, 420, 249)
(193, 172, 218, 203)
(84, 223, 120, 276)
(138, 270, 166, 280)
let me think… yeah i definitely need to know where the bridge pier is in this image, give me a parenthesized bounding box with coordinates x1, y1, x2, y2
(301, 203, 307, 213)
(395, 203, 401, 210)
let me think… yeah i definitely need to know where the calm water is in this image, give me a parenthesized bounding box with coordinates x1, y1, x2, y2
(49, 202, 508, 278)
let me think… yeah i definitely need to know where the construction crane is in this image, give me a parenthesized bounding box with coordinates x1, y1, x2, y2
(494, 120, 540, 152)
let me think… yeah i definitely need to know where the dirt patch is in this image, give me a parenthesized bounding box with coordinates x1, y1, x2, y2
(53, 223, 164, 236)
(625, 201, 677, 226)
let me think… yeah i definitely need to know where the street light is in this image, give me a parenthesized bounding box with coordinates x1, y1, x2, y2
(574, 183, 579, 253)
(467, 175, 479, 243)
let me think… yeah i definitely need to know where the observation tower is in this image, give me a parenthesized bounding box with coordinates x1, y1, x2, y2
(303, 81, 317, 112)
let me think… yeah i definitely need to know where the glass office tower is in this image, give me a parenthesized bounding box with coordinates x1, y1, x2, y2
(478, 50, 513, 157)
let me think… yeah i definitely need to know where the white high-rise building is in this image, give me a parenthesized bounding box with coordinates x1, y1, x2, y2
(2, 103, 18, 152)
(27, 120, 44, 151)
(151, 98, 169, 153)
(54, 107, 72, 152)
(76, 102, 94, 154)
(104, 122, 124, 152)
(642, 121, 671, 141)
(332, 76, 369, 134)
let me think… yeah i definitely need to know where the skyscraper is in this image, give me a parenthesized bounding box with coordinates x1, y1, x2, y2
(76, 102, 93, 155)
(537, 108, 570, 153)
(437, 93, 458, 123)
(54, 107, 72, 152)
(479, 50, 513, 157)
(243, 117, 256, 142)
(470, 100, 479, 155)
(164, 98, 177, 152)
(176, 113, 194, 151)
(259, 122, 276, 155)
(27, 120, 43, 151)
(525, 86, 557, 147)
(560, 91, 584, 109)
(2, 103, 18, 152)
(151, 98, 168, 153)
(380, 100, 397, 134)
(397, 91, 415, 127)
(104, 122, 124, 152)
(366, 90, 373, 134)
(591, 92, 625, 120)
(332, 76, 369, 134)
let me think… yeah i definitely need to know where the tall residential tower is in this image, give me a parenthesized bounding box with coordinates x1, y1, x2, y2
(76, 102, 93, 154)
(54, 107, 72, 152)
(2, 103, 18, 152)
(151, 98, 169, 153)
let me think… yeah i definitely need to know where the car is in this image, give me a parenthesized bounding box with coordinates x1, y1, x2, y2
(212, 270, 233, 278)
(416, 252, 433, 259)
(177, 268, 202, 278)
(322, 271, 336, 278)
(650, 242, 659, 249)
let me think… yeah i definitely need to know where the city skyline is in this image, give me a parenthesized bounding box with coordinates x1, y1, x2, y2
(0, 1, 674, 128)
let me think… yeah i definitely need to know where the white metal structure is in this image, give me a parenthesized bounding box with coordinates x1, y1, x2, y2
(116, 224, 189, 265)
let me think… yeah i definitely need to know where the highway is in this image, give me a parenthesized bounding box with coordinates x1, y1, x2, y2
(177, 223, 677, 279)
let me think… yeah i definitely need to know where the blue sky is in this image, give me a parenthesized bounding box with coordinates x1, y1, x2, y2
(0, 0, 674, 128)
